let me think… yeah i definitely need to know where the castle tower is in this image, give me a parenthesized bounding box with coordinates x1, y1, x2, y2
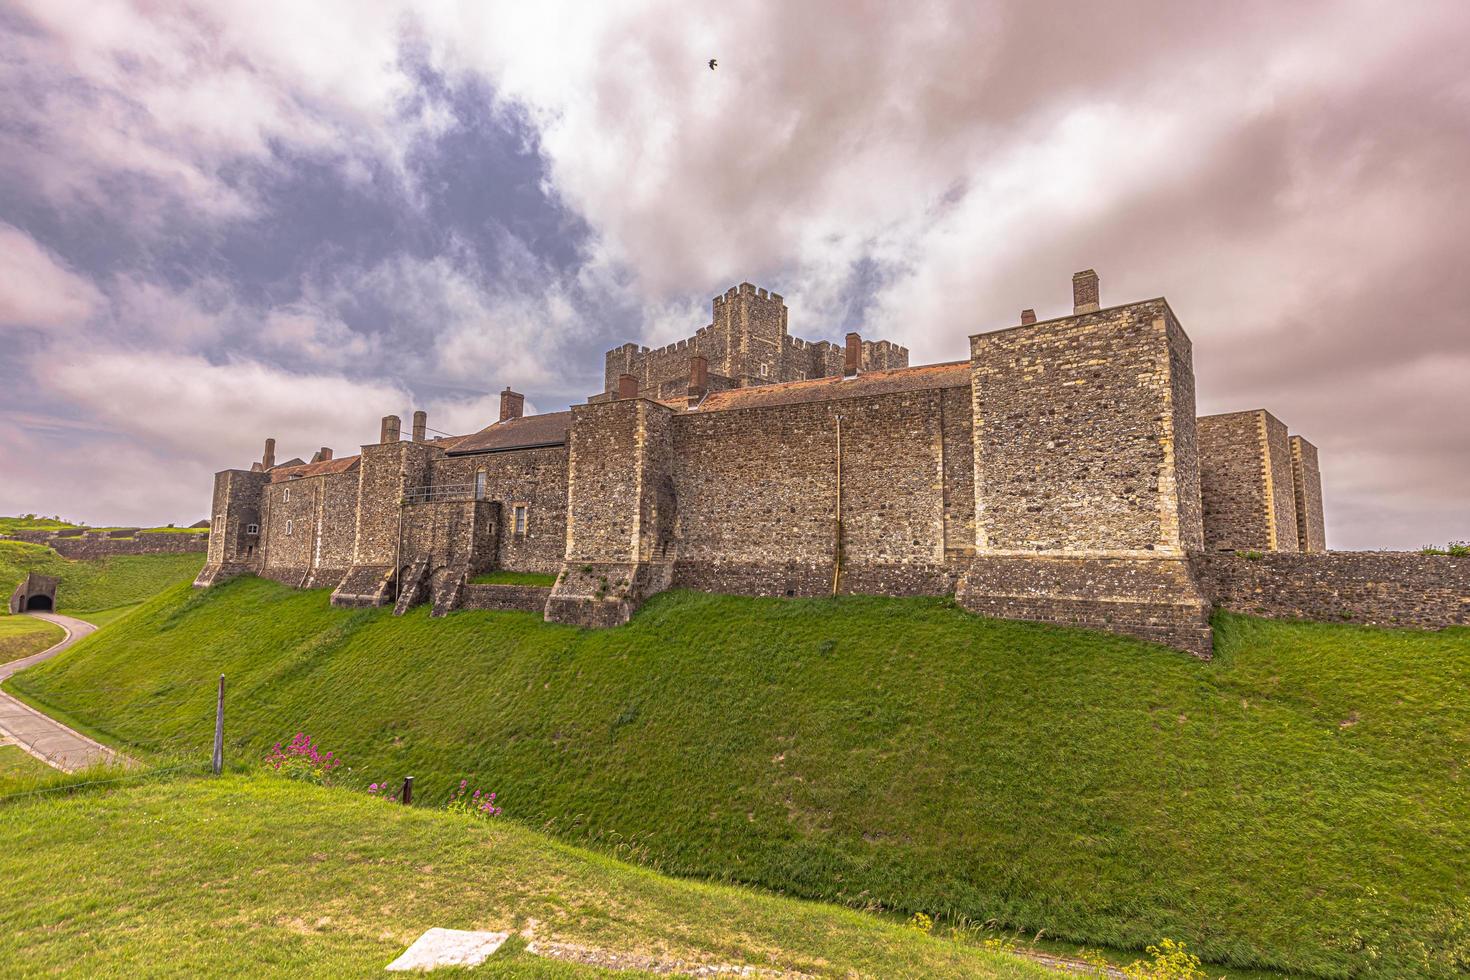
(711, 282, 788, 384)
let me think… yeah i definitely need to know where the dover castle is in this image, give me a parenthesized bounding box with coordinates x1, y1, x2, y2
(197, 270, 1467, 656)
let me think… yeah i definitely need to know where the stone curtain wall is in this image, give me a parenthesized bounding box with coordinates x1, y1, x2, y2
(1197, 410, 1300, 552)
(257, 468, 366, 589)
(431, 446, 569, 575)
(1196, 552, 1469, 629)
(260, 477, 316, 583)
(1290, 436, 1327, 552)
(47, 533, 208, 560)
(939, 386, 977, 554)
(969, 299, 1201, 555)
(669, 384, 972, 597)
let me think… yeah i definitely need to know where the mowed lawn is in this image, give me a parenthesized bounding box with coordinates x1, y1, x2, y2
(10, 577, 1470, 977)
(0, 541, 204, 625)
(0, 774, 1049, 979)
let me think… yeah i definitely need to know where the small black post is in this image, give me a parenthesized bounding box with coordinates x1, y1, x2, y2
(401, 775, 413, 806)
(212, 674, 225, 775)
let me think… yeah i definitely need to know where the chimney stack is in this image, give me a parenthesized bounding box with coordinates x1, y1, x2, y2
(1020, 309, 1037, 325)
(380, 414, 401, 444)
(843, 332, 861, 377)
(315, 447, 333, 462)
(412, 410, 427, 443)
(617, 373, 638, 400)
(262, 438, 276, 470)
(499, 387, 525, 422)
(1072, 269, 1100, 314)
(687, 355, 709, 407)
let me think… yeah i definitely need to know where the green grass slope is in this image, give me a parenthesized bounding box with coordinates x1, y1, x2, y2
(0, 541, 204, 622)
(0, 615, 64, 661)
(0, 774, 1046, 978)
(10, 578, 1470, 977)
(0, 516, 78, 535)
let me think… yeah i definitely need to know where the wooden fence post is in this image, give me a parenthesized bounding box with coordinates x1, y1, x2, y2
(212, 674, 225, 775)
(401, 775, 413, 805)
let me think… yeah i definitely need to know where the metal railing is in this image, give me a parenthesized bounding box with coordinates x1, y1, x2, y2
(403, 483, 479, 505)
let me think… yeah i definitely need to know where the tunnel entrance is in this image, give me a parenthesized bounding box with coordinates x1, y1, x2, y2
(24, 594, 53, 611)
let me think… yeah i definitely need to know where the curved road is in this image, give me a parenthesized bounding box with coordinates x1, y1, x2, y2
(0, 612, 122, 773)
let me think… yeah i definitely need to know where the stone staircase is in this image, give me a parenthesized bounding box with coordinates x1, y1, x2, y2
(430, 567, 466, 617)
(393, 558, 432, 616)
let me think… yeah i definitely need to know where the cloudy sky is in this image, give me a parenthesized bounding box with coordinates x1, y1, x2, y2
(0, 1, 1465, 548)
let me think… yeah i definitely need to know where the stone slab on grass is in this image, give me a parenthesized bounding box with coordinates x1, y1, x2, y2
(386, 928, 509, 972)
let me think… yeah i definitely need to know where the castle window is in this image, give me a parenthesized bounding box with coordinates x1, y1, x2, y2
(474, 470, 486, 500)
(246, 523, 259, 534)
(282, 487, 290, 503)
(285, 519, 293, 536)
(759, 363, 768, 377)
(512, 503, 528, 536)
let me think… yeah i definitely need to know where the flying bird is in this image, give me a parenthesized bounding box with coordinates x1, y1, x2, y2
(708, 58, 717, 70)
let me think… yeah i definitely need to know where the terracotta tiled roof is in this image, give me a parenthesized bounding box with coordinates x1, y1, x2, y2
(435, 410, 572, 455)
(693, 361, 970, 412)
(269, 456, 361, 482)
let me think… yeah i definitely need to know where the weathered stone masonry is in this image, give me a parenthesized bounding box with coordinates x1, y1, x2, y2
(196, 270, 1460, 656)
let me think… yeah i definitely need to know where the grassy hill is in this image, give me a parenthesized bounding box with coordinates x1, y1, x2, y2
(0, 541, 204, 625)
(0, 773, 1050, 978)
(8, 577, 1469, 977)
(0, 615, 64, 661)
(0, 516, 79, 536)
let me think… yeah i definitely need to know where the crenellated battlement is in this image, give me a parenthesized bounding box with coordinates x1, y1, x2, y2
(603, 280, 903, 398)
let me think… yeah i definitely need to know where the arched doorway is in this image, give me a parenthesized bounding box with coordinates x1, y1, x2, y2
(25, 594, 53, 611)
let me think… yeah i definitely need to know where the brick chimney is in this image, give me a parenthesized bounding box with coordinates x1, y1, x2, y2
(617, 373, 638, 400)
(843, 332, 861, 377)
(1020, 309, 1037, 325)
(499, 387, 524, 422)
(380, 415, 400, 444)
(412, 410, 427, 443)
(687, 355, 708, 406)
(316, 447, 332, 462)
(1072, 269, 1100, 314)
(262, 438, 276, 470)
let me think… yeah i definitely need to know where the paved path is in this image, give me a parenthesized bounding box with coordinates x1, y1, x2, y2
(0, 612, 124, 773)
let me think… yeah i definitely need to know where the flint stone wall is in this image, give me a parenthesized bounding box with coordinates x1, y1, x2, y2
(430, 446, 567, 574)
(668, 383, 974, 597)
(458, 583, 552, 613)
(1195, 552, 1470, 629)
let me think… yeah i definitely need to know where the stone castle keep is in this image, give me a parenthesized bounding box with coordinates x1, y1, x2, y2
(197, 270, 1467, 656)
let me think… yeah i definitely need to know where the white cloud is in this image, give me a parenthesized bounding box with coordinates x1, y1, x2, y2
(0, 222, 104, 330)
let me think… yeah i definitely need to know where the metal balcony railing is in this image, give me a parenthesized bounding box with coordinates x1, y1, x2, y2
(403, 483, 479, 505)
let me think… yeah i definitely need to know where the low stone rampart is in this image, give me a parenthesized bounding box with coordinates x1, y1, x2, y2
(956, 555, 1214, 657)
(9, 532, 210, 560)
(1195, 552, 1470, 629)
(458, 584, 552, 613)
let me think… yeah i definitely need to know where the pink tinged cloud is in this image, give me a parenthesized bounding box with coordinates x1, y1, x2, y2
(0, 223, 104, 330)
